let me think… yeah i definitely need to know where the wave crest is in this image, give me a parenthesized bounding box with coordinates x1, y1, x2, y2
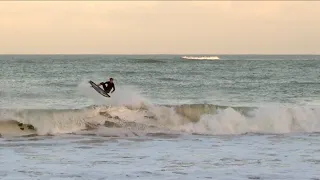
(181, 56, 220, 60)
(1, 104, 320, 137)
(182, 106, 320, 135)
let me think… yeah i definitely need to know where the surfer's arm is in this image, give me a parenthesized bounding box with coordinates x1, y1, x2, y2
(111, 85, 115, 93)
(98, 82, 105, 86)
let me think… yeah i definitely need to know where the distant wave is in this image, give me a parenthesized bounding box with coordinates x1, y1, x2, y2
(130, 58, 166, 63)
(1, 104, 320, 138)
(181, 56, 220, 60)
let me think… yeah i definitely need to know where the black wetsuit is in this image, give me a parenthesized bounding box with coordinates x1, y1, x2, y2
(100, 81, 115, 93)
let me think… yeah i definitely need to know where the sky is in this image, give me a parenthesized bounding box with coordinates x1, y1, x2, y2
(0, 1, 320, 54)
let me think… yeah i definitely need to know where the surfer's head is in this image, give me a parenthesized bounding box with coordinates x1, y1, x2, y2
(109, 78, 113, 82)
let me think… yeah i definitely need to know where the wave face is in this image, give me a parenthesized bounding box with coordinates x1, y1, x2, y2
(181, 56, 220, 60)
(1, 104, 320, 137)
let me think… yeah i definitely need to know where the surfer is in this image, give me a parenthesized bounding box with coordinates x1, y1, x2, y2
(98, 78, 115, 94)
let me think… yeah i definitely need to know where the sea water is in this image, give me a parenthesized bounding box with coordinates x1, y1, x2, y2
(0, 55, 320, 179)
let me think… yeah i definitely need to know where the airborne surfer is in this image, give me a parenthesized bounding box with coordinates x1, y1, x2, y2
(98, 77, 115, 94)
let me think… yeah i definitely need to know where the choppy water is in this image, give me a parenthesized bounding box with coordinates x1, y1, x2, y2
(0, 55, 320, 179)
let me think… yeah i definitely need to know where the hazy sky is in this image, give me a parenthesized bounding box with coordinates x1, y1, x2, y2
(1, 1, 319, 54)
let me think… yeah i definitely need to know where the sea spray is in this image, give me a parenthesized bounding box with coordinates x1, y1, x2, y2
(77, 78, 150, 108)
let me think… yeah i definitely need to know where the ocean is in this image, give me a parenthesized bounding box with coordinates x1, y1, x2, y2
(0, 54, 319, 179)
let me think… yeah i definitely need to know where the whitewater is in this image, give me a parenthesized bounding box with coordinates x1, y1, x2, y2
(1, 102, 320, 137)
(0, 55, 320, 179)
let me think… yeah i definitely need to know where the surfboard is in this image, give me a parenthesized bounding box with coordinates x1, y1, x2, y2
(89, 80, 110, 97)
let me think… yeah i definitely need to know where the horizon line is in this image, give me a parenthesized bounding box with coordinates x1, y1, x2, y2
(0, 53, 320, 56)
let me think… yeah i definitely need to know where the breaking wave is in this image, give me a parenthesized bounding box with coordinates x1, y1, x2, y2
(1, 103, 320, 137)
(181, 56, 220, 60)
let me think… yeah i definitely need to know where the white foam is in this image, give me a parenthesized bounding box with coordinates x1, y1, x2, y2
(105, 85, 150, 108)
(181, 105, 320, 135)
(103, 104, 320, 135)
(181, 56, 220, 60)
(9, 108, 106, 135)
(2, 93, 320, 137)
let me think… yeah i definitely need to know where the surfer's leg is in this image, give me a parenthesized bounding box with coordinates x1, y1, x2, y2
(102, 84, 110, 93)
(102, 84, 107, 91)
